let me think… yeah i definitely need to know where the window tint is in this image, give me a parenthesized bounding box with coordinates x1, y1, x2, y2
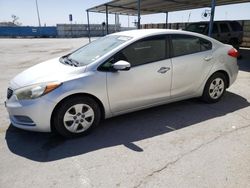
(229, 22, 242, 31)
(171, 35, 200, 56)
(115, 36, 166, 67)
(171, 35, 212, 57)
(200, 38, 212, 51)
(220, 23, 230, 33)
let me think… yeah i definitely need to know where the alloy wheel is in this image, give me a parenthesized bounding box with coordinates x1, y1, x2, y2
(209, 78, 225, 99)
(63, 104, 94, 133)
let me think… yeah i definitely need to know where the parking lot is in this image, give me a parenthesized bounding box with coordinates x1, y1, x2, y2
(0, 38, 250, 188)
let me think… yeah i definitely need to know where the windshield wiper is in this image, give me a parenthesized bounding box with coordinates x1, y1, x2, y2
(68, 57, 80, 67)
(60, 56, 79, 67)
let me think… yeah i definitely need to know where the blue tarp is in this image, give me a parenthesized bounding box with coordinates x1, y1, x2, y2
(0, 26, 57, 37)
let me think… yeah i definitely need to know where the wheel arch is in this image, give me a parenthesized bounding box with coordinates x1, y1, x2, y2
(203, 70, 230, 94)
(50, 93, 105, 132)
(201, 70, 230, 103)
(213, 70, 230, 88)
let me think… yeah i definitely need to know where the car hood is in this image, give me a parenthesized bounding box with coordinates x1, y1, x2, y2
(10, 57, 86, 89)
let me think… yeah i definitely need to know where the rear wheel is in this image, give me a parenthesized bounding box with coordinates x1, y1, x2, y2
(52, 96, 101, 138)
(202, 73, 227, 103)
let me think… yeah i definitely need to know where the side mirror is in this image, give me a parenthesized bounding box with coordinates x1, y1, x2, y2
(112, 60, 131, 71)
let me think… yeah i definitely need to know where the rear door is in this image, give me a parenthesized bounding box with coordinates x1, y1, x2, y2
(170, 34, 214, 98)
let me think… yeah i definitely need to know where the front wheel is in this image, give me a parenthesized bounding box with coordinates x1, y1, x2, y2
(52, 96, 101, 138)
(202, 73, 227, 103)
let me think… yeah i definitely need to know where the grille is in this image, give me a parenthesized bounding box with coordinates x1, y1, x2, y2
(7, 88, 13, 99)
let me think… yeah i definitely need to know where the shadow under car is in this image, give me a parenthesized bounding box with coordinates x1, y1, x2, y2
(5, 91, 249, 162)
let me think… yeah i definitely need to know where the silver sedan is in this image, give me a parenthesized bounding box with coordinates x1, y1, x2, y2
(5, 29, 239, 138)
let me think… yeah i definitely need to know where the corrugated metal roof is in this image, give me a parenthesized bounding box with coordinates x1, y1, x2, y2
(87, 0, 250, 15)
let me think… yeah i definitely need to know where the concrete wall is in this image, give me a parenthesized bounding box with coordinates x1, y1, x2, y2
(242, 20, 250, 47)
(0, 24, 135, 38)
(142, 22, 188, 30)
(56, 24, 134, 37)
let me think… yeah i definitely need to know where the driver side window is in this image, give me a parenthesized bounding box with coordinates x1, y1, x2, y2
(116, 36, 167, 67)
(99, 35, 168, 71)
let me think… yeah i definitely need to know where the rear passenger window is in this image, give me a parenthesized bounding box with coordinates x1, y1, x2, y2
(171, 35, 200, 56)
(115, 36, 167, 67)
(220, 23, 230, 33)
(200, 38, 212, 51)
(171, 35, 212, 57)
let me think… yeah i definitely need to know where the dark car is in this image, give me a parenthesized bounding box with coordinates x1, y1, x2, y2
(185, 21, 243, 49)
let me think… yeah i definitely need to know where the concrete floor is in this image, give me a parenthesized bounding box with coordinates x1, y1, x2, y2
(0, 38, 249, 188)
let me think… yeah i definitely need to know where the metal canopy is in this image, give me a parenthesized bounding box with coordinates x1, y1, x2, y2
(87, 0, 250, 16)
(86, 0, 250, 42)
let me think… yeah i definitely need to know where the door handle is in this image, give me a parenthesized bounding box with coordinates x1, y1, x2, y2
(204, 56, 213, 61)
(157, 67, 170, 74)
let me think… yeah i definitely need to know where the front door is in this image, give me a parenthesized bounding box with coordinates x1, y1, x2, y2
(103, 35, 172, 114)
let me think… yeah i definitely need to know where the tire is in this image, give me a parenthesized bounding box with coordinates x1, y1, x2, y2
(52, 96, 101, 138)
(202, 73, 227, 103)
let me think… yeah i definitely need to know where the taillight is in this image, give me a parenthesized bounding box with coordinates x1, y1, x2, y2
(228, 48, 239, 58)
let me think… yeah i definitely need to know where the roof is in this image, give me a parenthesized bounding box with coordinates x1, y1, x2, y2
(87, 0, 250, 15)
(110, 29, 221, 44)
(111, 28, 170, 37)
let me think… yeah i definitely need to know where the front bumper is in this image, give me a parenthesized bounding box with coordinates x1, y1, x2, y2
(5, 94, 56, 132)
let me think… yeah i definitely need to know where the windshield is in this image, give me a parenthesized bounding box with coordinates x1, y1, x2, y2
(66, 35, 132, 66)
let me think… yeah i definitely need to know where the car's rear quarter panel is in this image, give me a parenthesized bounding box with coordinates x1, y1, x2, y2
(207, 44, 238, 87)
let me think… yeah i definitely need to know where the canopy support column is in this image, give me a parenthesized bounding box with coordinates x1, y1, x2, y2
(137, 0, 141, 29)
(208, 0, 216, 37)
(87, 10, 91, 42)
(165, 12, 168, 29)
(106, 5, 109, 34)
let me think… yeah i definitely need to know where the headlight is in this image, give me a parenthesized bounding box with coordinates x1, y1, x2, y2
(14, 82, 62, 100)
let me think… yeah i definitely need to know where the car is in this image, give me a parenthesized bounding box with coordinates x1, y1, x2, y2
(5, 29, 239, 138)
(185, 21, 243, 49)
